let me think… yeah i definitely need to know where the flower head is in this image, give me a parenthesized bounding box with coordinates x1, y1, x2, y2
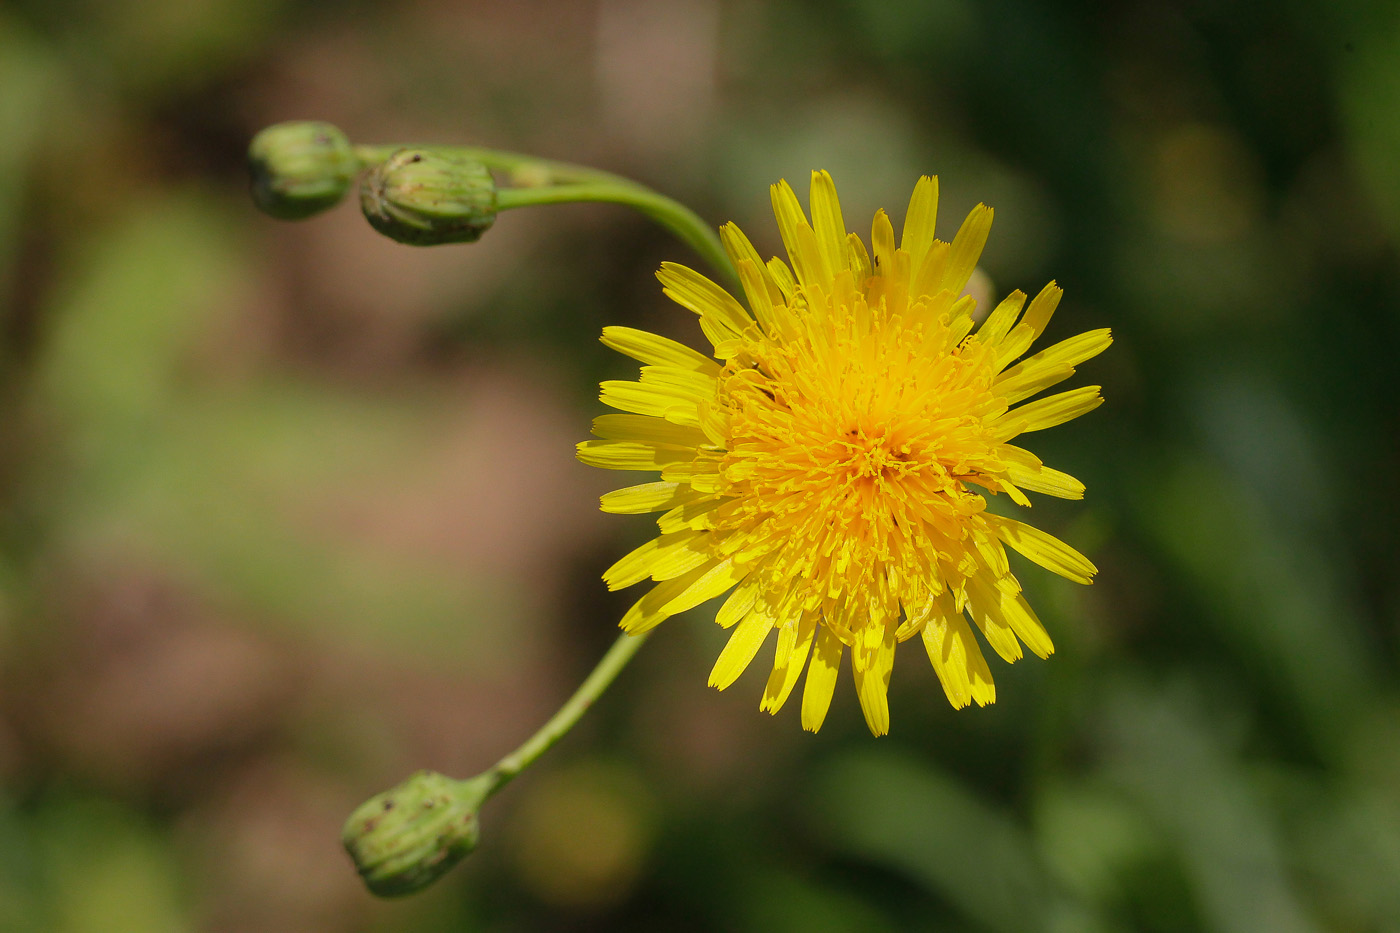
(579, 172, 1110, 735)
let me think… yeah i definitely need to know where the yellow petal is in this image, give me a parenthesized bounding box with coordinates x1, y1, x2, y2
(657, 496, 725, 534)
(901, 175, 939, 271)
(715, 579, 759, 629)
(910, 240, 950, 300)
(771, 179, 827, 287)
(994, 323, 1037, 372)
(972, 527, 1010, 579)
(841, 233, 870, 285)
(602, 529, 706, 589)
(994, 385, 1103, 441)
(966, 577, 1023, 664)
(788, 217, 829, 289)
(639, 364, 717, 399)
(600, 325, 718, 373)
(852, 621, 896, 736)
(660, 454, 722, 487)
(719, 222, 783, 306)
(766, 257, 796, 301)
(736, 259, 781, 335)
(761, 615, 816, 715)
(809, 170, 849, 276)
(620, 559, 744, 634)
(1003, 591, 1054, 659)
(575, 440, 694, 472)
(800, 625, 844, 732)
(939, 203, 993, 295)
(968, 574, 1053, 660)
(921, 597, 996, 708)
(985, 514, 1097, 584)
(656, 262, 752, 337)
(591, 413, 708, 447)
(871, 208, 896, 277)
(659, 557, 745, 617)
(977, 289, 1027, 347)
(947, 295, 978, 340)
(599, 482, 694, 514)
(708, 610, 773, 689)
(996, 328, 1113, 403)
(994, 475, 1033, 508)
(1000, 446, 1087, 500)
(1019, 281, 1063, 342)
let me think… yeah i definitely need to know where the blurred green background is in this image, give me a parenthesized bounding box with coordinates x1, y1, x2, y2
(2, 0, 1399, 930)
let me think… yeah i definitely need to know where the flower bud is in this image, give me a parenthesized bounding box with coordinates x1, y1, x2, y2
(248, 121, 358, 219)
(360, 148, 497, 245)
(342, 770, 493, 897)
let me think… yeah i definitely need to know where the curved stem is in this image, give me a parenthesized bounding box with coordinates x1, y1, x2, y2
(479, 630, 652, 796)
(353, 144, 735, 286)
(497, 184, 732, 288)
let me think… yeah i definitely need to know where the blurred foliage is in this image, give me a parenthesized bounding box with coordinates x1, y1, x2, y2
(1, 0, 1399, 931)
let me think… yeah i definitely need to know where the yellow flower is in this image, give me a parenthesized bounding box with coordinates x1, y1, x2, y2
(578, 172, 1110, 735)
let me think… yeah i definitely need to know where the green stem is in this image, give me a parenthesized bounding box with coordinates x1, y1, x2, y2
(497, 184, 732, 288)
(480, 630, 652, 795)
(353, 144, 735, 287)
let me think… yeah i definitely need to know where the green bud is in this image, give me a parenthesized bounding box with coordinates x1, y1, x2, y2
(248, 121, 358, 220)
(342, 770, 494, 897)
(360, 148, 497, 245)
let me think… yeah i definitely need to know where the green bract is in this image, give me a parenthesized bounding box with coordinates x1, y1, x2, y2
(341, 770, 493, 897)
(360, 148, 497, 245)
